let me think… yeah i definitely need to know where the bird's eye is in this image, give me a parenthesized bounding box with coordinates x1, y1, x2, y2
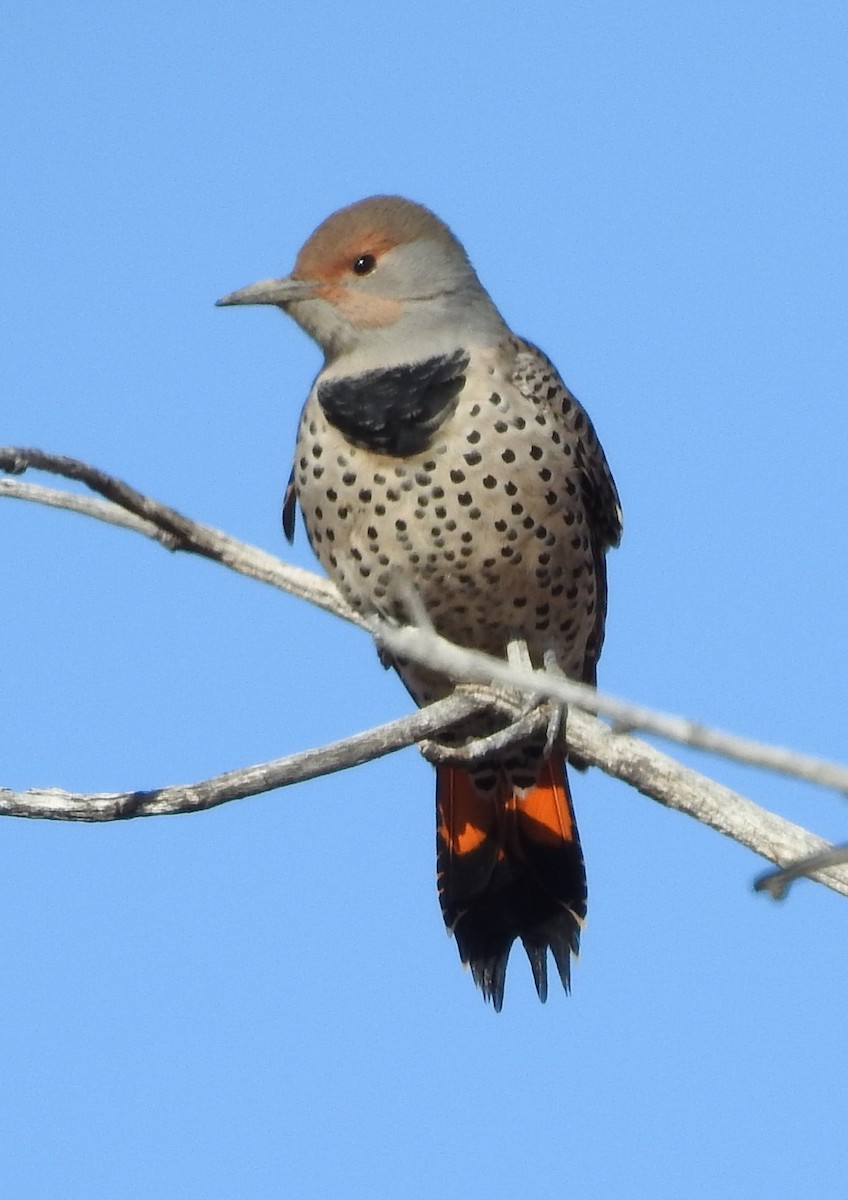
(352, 254, 377, 276)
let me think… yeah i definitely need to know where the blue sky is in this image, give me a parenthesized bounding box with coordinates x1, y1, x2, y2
(3, 3, 847, 1196)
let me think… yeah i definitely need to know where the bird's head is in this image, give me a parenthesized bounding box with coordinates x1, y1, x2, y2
(217, 195, 505, 363)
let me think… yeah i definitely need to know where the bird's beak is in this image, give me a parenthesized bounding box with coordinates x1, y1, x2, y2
(215, 276, 317, 308)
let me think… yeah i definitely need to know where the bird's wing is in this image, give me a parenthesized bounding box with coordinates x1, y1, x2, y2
(282, 462, 298, 544)
(512, 338, 622, 550)
(512, 338, 622, 685)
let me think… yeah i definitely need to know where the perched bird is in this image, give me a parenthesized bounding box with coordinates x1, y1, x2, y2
(218, 196, 621, 1010)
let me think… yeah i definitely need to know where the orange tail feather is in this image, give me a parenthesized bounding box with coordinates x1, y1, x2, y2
(436, 749, 586, 1010)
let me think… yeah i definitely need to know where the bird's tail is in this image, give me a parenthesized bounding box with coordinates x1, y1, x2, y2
(436, 748, 586, 1011)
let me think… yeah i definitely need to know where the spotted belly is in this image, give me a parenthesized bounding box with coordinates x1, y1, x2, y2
(294, 384, 598, 682)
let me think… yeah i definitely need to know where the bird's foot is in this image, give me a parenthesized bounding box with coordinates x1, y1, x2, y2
(419, 642, 566, 765)
(419, 706, 549, 765)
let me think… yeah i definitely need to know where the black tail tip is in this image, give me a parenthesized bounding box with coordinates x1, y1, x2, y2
(461, 916, 581, 1011)
(469, 953, 509, 1013)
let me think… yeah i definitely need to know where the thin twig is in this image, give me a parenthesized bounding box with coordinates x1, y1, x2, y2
(753, 845, 848, 900)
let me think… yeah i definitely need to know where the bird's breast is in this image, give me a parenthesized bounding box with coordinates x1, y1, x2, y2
(295, 354, 598, 673)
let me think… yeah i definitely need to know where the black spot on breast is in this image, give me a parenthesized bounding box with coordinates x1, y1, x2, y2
(316, 349, 469, 456)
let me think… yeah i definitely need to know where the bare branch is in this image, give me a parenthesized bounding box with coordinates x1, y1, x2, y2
(0, 448, 358, 626)
(3, 445, 848, 902)
(372, 622, 848, 796)
(4, 447, 847, 797)
(0, 691, 485, 821)
(0, 479, 184, 544)
(564, 709, 848, 898)
(3, 670, 846, 899)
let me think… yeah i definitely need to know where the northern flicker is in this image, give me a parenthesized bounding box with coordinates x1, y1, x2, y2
(217, 196, 622, 1010)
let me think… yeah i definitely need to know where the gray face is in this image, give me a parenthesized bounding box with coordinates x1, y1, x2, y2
(286, 240, 507, 364)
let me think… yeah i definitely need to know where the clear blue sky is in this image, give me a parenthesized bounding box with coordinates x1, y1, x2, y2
(3, 3, 847, 1197)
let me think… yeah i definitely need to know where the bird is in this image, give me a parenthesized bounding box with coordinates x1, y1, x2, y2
(217, 196, 621, 1010)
